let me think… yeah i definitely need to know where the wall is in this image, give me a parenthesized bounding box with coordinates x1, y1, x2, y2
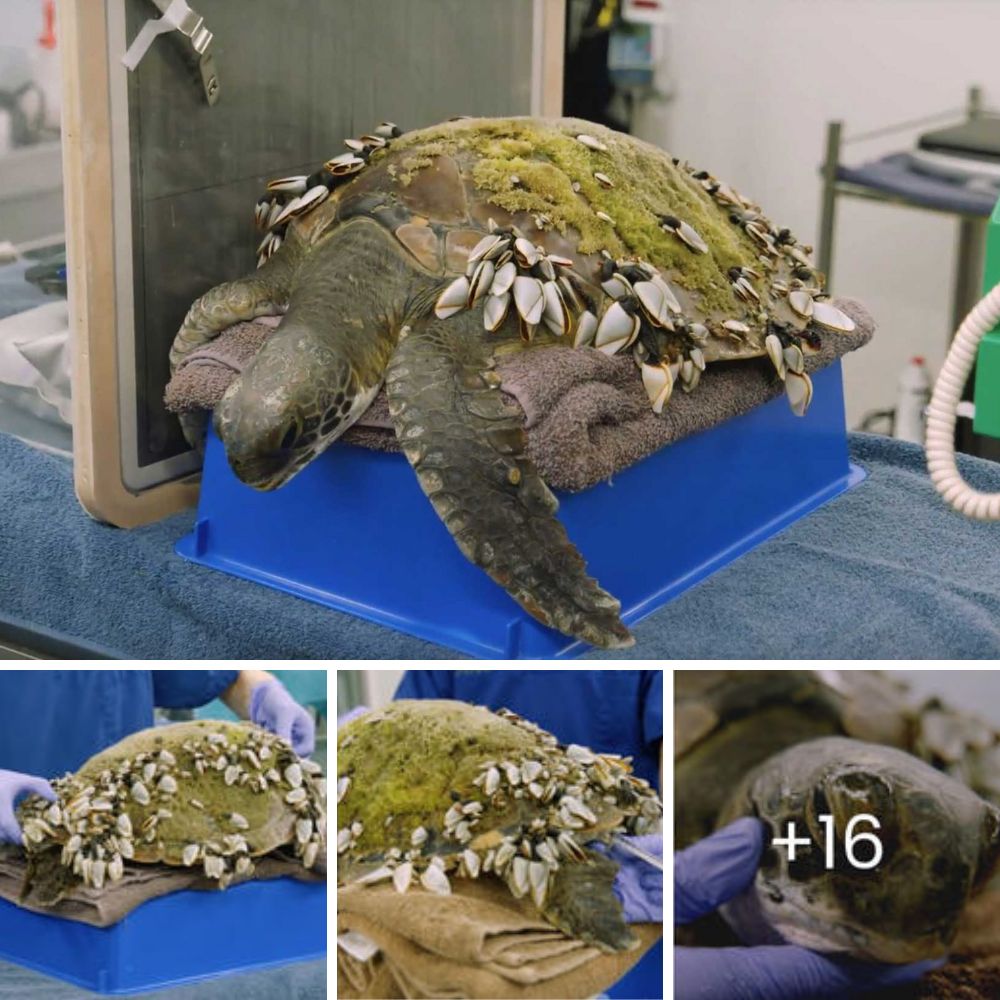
(897, 669, 1000, 726)
(637, 0, 1000, 428)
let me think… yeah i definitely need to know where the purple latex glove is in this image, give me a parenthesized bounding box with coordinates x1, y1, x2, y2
(0, 769, 56, 845)
(249, 679, 315, 756)
(675, 818, 943, 1000)
(337, 705, 370, 728)
(608, 833, 663, 923)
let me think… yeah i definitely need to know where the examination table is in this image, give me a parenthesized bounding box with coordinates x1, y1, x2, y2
(2, 431, 1000, 659)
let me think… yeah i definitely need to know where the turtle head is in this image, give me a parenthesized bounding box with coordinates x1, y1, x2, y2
(720, 737, 1000, 963)
(214, 324, 362, 490)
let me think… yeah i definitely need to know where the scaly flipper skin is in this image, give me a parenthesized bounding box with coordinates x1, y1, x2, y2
(168, 235, 304, 374)
(543, 848, 637, 953)
(385, 309, 634, 649)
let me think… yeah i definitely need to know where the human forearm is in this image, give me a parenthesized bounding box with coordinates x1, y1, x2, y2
(220, 670, 274, 719)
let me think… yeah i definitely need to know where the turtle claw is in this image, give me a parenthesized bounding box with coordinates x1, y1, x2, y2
(386, 311, 633, 649)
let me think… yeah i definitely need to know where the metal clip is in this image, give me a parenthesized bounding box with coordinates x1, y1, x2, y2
(122, 0, 220, 105)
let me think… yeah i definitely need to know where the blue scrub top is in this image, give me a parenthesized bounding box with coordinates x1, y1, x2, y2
(394, 670, 662, 789)
(0, 670, 239, 777)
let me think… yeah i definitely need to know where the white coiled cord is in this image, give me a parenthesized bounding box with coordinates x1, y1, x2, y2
(927, 280, 1000, 519)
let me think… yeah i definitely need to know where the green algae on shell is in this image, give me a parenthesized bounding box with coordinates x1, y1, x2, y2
(372, 116, 764, 319)
(337, 700, 661, 952)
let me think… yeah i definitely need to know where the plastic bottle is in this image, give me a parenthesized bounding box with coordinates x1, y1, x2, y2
(895, 356, 932, 444)
(31, 0, 60, 132)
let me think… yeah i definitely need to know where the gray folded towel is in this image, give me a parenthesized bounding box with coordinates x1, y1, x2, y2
(164, 299, 873, 492)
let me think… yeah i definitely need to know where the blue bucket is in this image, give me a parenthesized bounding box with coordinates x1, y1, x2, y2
(177, 361, 863, 657)
(0, 877, 325, 995)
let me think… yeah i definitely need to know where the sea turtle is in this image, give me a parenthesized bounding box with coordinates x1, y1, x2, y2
(336, 699, 662, 952)
(169, 116, 856, 650)
(16, 720, 326, 904)
(675, 671, 1000, 963)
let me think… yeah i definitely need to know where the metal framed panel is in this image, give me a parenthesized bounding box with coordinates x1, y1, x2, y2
(65, 0, 564, 526)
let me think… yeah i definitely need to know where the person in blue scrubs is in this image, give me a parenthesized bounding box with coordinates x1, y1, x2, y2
(0, 669, 315, 845)
(394, 669, 662, 999)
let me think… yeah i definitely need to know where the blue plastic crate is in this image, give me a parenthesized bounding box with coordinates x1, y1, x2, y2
(0, 877, 325, 995)
(177, 360, 864, 658)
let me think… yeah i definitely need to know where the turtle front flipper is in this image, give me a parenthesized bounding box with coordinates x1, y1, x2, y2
(542, 848, 637, 952)
(386, 310, 634, 649)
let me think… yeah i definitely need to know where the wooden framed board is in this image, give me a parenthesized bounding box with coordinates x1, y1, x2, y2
(62, 0, 564, 527)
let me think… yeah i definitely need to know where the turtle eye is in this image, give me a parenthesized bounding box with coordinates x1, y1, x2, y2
(279, 420, 299, 451)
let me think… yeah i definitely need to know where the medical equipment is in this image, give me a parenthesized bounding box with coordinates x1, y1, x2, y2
(928, 196, 1000, 517)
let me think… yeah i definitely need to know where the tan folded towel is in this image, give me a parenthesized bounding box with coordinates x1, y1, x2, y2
(337, 876, 661, 999)
(164, 299, 872, 493)
(0, 845, 324, 927)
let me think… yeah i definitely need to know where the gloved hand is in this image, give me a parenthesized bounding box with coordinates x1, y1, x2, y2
(0, 769, 56, 845)
(675, 818, 942, 1000)
(249, 679, 315, 756)
(337, 705, 370, 728)
(608, 833, 663, 923)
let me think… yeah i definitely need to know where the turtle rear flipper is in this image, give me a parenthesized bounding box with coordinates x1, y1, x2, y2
(385, 310, 634, 650)
(542, 848, 637, 953)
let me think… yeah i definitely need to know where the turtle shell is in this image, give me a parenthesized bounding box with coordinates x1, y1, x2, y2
(337, 700, 661, 949)
(275, 117, 852, 371)
(17, 720, 326, 900)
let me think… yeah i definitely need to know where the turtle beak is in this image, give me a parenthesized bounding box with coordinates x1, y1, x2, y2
(214, 381, 301, 490)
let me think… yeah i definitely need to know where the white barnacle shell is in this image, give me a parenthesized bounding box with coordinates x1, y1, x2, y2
(783, 343, 805, 375)
(182, 843, 200, 867)
(529, 861, 549, 908)
(462, 849, 481, 878)
(576, 133, 608, 152)
(594, 301, 640, 355)
(765, 334, 786, 380)
(490, 260, 517, 298)
(107, 854, 124, 883)
(541, 281, 570, 336)
(483, 293, 511, 333)
(521, 760, 543, 784)
(573, 310, 598, 349)
(302, 841, 319, 870)
(435, 275, 471, 320)
(393, 861, 413, 894)
(811, 300, 855, 333)
(411, 826, 428, 847)
(642, 363, 674, 414)
(513, 276, 545, 326)
(788, 289, 814, 319)
(509, 856, 530, 898)
(785, 370, 813, 416)
(420, 863, 451, 896)
(284, 763, 303, 789)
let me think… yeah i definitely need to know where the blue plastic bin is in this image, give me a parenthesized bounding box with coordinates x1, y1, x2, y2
(0, 877, 325, 995)
(177, 360, 864, 658)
